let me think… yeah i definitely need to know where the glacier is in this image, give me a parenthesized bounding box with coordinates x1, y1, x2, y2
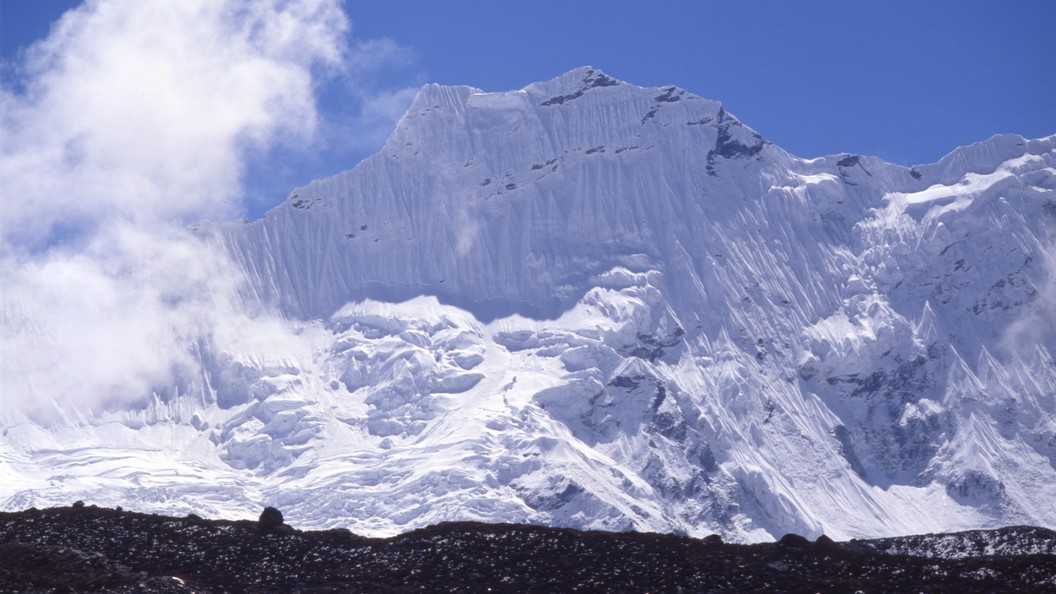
(2, 67, 1055, 542)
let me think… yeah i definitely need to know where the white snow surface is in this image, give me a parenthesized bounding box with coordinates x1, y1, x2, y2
(3, 67, 1056, 542)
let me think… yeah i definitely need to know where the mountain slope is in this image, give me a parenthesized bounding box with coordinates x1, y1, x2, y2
(2, 68, 1055, 542)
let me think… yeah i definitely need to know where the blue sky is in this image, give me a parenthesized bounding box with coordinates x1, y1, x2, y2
(2, 0, 1054, 220)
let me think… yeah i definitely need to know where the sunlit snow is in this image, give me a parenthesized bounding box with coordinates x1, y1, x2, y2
(2, 68, 1055, 543)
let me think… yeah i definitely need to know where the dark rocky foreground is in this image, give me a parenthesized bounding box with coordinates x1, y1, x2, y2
(1, 505, 1055, 593)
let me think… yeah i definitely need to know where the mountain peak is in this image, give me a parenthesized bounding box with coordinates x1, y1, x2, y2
(6, 68, 1056, 544)
(276, 68, 769, 322)
(522, 66, 623, 105)
(402, 66, 623, 116)
(401, 66, 722, 128)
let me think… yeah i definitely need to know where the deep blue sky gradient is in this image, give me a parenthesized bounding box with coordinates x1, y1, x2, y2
(3, 1, 1054, 217)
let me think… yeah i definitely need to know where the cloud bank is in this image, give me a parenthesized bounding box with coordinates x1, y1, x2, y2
(1, 0, 349, 245)
(0, 0, 386, 423)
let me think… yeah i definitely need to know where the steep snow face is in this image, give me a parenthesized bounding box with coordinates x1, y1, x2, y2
(3, 68, 1055, 542)
(219, 67, 794, 321)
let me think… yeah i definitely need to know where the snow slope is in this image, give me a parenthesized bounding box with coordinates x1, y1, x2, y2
(2, 68, 1055, 542)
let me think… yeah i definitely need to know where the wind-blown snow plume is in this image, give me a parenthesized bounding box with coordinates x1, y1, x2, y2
(0, 0, 350, 421)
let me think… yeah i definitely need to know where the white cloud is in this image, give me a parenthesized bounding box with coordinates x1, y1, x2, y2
(1, 0, 349, 246)
(1, 227, 239, 421)
(0, 0, 370, 423)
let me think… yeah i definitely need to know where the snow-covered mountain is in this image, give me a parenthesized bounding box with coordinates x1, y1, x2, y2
(3, 67, 1055, 542)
